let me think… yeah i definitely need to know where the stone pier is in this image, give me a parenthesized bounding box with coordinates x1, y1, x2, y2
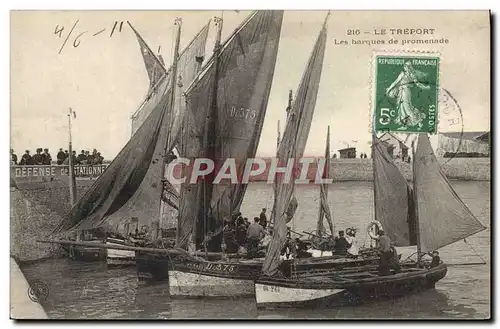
(10, 258, 48, 319)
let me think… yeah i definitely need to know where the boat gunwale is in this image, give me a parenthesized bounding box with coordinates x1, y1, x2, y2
(254, 263, 448, 289)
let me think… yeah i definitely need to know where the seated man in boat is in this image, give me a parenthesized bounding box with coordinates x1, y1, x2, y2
(246, 217, 265, 259)
(294, 238, 312, 258)
(333, 230, 351, 255)
(429, 250, 441, 268)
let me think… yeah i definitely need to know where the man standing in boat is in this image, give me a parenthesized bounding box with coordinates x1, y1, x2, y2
(376, 230, 400, 275)
(247, 217, 265, 258)
(259, 208, 268, 229)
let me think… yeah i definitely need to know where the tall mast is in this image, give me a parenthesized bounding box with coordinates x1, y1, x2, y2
(317, 125, 330, 234)
(411, 137, 422, 266)
(277, 120, 281, 149)
(155, 17, 182, 241)
(197, 16, 223, 255)
(68, 107, 77, 206)
(371, 135, 377, 213)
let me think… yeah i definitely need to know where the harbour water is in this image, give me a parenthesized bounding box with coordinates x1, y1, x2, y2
(20, 181, 490, 319)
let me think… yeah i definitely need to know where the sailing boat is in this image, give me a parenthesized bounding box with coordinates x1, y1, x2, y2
(254, 133, 486, 308)
(106, 20, 210, 269)
(167, 10, 284, 297)
(51, 19, 209, 271)
(168, 12, 368, 298)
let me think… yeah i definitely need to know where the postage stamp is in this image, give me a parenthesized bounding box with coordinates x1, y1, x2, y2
(373, 53, 440, 133)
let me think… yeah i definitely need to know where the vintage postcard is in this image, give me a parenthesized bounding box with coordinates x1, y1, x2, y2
(10, 10, 490, 320)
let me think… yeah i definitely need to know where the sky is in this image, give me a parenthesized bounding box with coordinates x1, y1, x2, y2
(10, 10, 490, 159)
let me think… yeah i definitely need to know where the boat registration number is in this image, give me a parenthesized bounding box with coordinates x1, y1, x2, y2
(186, 262, 237, 273)
(262, 285, 280, 293)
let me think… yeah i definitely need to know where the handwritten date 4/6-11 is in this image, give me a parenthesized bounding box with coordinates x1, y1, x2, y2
(54, 20, 124, 54)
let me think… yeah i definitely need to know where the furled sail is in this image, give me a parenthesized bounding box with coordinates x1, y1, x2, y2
(177, 11, 284, 249)
(372, 133, 415, 246)
(316, 126, 334, 236)
(414, 133, 486, 253)
(53, 88, 171, 234)
(262, 15, 328, 276)
(53, 23, 209, 236)
(131, 22, 210, 136)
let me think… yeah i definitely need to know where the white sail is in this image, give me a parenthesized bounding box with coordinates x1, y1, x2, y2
(414, 134, 486, 253)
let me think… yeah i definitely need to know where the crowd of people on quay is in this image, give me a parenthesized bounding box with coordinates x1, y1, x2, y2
(11, 148, 104, 166)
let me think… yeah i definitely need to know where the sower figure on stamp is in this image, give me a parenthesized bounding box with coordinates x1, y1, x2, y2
(386, 61, 430, 130)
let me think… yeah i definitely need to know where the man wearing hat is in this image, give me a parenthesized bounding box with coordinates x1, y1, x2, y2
(376, 230, 400, 275)
(20, 150, 32, 165)
(259, 208, 267, 229)
(32, 148, 44, 165)
(56, 148, 66, 165)
(10, 149, 17, 165)
(334, 230, 351, 255)
(42, 148, 52, 165)
(77, 150, 86, 164)
(429, 250, 440, 268)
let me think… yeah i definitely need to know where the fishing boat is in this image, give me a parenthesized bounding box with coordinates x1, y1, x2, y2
(66, 230, 107, 262)
(92, 20, 210, 273)
(167, 12, 382, 297)
(50, 19, 210, 279)
(167, 10, 285, 296)
(254, 133, 487, 308)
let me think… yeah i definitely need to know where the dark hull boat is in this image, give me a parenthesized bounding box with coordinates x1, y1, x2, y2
(66, 241, 106, 262)
(253, 133, 486, 309)
(136, 251, 172, 281)
(168, 251, 380, 297)
(254, 263, 447, 308)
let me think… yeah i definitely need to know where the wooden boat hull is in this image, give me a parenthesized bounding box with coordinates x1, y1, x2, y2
(169, 270, 255, 297)
(168, 253, 379, 297)
(106, 239, 136, 267)
(67, 244, 106, 262)
(254, 263, 447, 308)
(135, 251, 171, 282)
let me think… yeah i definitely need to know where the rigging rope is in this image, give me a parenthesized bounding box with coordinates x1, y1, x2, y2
(463, 238, 487, 265)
